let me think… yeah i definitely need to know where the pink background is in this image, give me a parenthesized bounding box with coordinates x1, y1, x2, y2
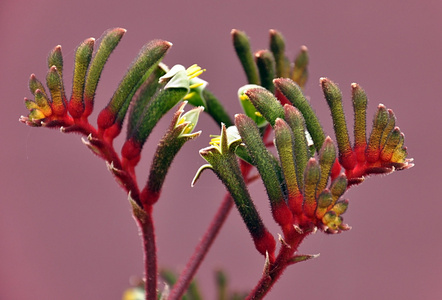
(1, 1, 441, 299)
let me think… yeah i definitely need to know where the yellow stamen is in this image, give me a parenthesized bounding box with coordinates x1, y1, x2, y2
(189, 82, 204, 89)
(189, 69, 205, 79)
(255, 111, 263, 117)
(209, 135, 221, 147)
(182, 123, 194, 134)
(183, 92, 196, 100)
(186, 64, 199, 73)
(177, 117, 186, 126)
(186, 64, 206, 79)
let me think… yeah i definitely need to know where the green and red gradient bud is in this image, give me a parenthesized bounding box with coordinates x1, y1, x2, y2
(366, 104, 390, 163)
(97, 39, 172, 134)
(47, 45, 64, 73)
(141, 102, 203, 206)
(317, 137, 337, 196)
(68, 38, 95, 119)
(46, 66, 67, 117)
(274, 118, 303, 218)
(351, 83, 368, 162)
(274, 78, 325, 152)
(283, 105, 309, 190)
(303, 158, 321, 219)
(235, 114, 294, 233)
(291, 45, 309, 88)
(83, 28, 126, 118)
(321, 77, 357, 170)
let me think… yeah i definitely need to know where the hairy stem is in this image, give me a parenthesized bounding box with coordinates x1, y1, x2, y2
(138, 205, 157, 300)
(246, 232, 308, 299)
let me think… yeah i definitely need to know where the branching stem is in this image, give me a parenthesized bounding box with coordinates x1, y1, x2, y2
(246, 232, 308, 299)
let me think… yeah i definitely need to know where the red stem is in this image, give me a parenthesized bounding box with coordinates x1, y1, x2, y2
(63, 121, 142, 204)
(246, 232, 308, 299)
(72, 119, 157, 299)
(55, 114, 157, 296)
(240, 122, 313, 299)
(168, 193, 234, 300)
(61, 121, 156, 297)
(168, 160, 253, 299)
(139, 205, 158, 300)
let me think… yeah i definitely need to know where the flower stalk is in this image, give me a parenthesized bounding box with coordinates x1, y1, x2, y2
(141, 102, 203, 206)
(194, 124, 277, 257)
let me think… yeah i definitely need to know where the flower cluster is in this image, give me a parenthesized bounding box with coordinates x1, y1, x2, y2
(20, 29, 127, 128)
(19, 29, 209, 299)
(194, 30, 413, 260)
(19, 28, 414, 299)
(19, 28, 206, 209)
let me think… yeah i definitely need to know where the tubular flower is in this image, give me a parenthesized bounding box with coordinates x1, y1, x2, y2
(140, 102, 204, 206)
(121, 64, 206, 168)
(186, 28, 415, 258)
(272, 109, 350, 233)
(193, 124, 277, 257)
(319, 78, 414, 185)
(241, 107, 352, 233)
(274, 78, 414, 186)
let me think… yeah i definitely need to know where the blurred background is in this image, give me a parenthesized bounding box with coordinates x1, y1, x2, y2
(1, 0, 441, 299)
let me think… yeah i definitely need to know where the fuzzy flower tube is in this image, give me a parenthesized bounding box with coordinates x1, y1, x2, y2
(20, 28, 412, 300)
